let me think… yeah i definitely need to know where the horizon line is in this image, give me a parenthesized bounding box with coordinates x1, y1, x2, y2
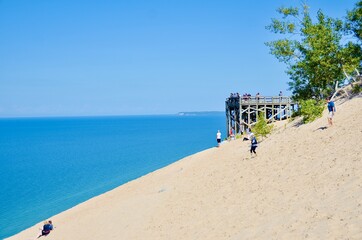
(0, 111, 225, 120)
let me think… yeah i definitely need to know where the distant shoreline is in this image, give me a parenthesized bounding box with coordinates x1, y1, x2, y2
(0, 111, 225, 120)
(177, 111, 224, 116)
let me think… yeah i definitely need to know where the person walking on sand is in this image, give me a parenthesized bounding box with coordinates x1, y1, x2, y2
(327, 97, 336, 126)
(38, 220, 54, 238)
(216, 130, 221, 147)
(250, 136, 258, 157)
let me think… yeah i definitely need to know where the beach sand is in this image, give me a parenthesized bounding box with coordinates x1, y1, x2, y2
(7, 97, 362, 240)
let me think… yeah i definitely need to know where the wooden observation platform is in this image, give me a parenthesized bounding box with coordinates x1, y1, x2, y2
(225, 95, 296, 137)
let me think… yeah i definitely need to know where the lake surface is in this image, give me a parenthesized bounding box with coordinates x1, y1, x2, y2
(0, 114, 225, 238)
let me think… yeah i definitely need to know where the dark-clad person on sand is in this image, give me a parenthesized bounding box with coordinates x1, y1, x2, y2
(37, 220, 53, 238)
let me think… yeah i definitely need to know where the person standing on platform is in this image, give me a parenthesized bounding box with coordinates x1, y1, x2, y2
(256, 92, 260, 102)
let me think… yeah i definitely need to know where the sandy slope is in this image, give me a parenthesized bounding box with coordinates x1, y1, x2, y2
(7, 97, 362, 240)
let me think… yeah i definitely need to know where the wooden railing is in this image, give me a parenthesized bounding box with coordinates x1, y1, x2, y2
(227, 96, 293, 104)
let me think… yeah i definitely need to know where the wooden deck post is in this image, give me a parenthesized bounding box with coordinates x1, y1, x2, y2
(225, 95, 295, 131)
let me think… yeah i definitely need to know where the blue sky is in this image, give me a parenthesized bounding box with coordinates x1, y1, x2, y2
(0, 0, 357, 117)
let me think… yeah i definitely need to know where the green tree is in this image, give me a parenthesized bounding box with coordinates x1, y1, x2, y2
(345, 0, 362, 74)
(299, 99, 324, 123)
(266, 4, 361, 101)
(252, 113, 273, 139)
(346, 0, 362, 42)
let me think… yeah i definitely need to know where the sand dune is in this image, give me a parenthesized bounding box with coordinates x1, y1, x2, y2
(7, 96, 362, 240)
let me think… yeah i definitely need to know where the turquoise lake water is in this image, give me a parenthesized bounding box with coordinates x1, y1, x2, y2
(0, 114, 225, 239)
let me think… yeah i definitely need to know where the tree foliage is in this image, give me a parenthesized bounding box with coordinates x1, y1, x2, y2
(252, 113, 273, 139)
(346, 0, 362, 42)
(266, 3, 362, 101)
(299, 99, 324, 123)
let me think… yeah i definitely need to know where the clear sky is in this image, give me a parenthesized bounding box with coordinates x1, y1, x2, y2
(0, 0, 357, 117)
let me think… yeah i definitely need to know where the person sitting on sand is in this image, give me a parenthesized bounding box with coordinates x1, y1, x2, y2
(243, 129, 253, 141)
(38, 220, 53, 238)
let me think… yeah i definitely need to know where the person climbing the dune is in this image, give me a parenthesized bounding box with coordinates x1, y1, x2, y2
(250, 136, 258, 157)
(327, 97, 336, 126)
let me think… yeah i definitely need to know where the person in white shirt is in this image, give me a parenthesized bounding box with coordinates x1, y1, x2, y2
(216, 130, 221, 147)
